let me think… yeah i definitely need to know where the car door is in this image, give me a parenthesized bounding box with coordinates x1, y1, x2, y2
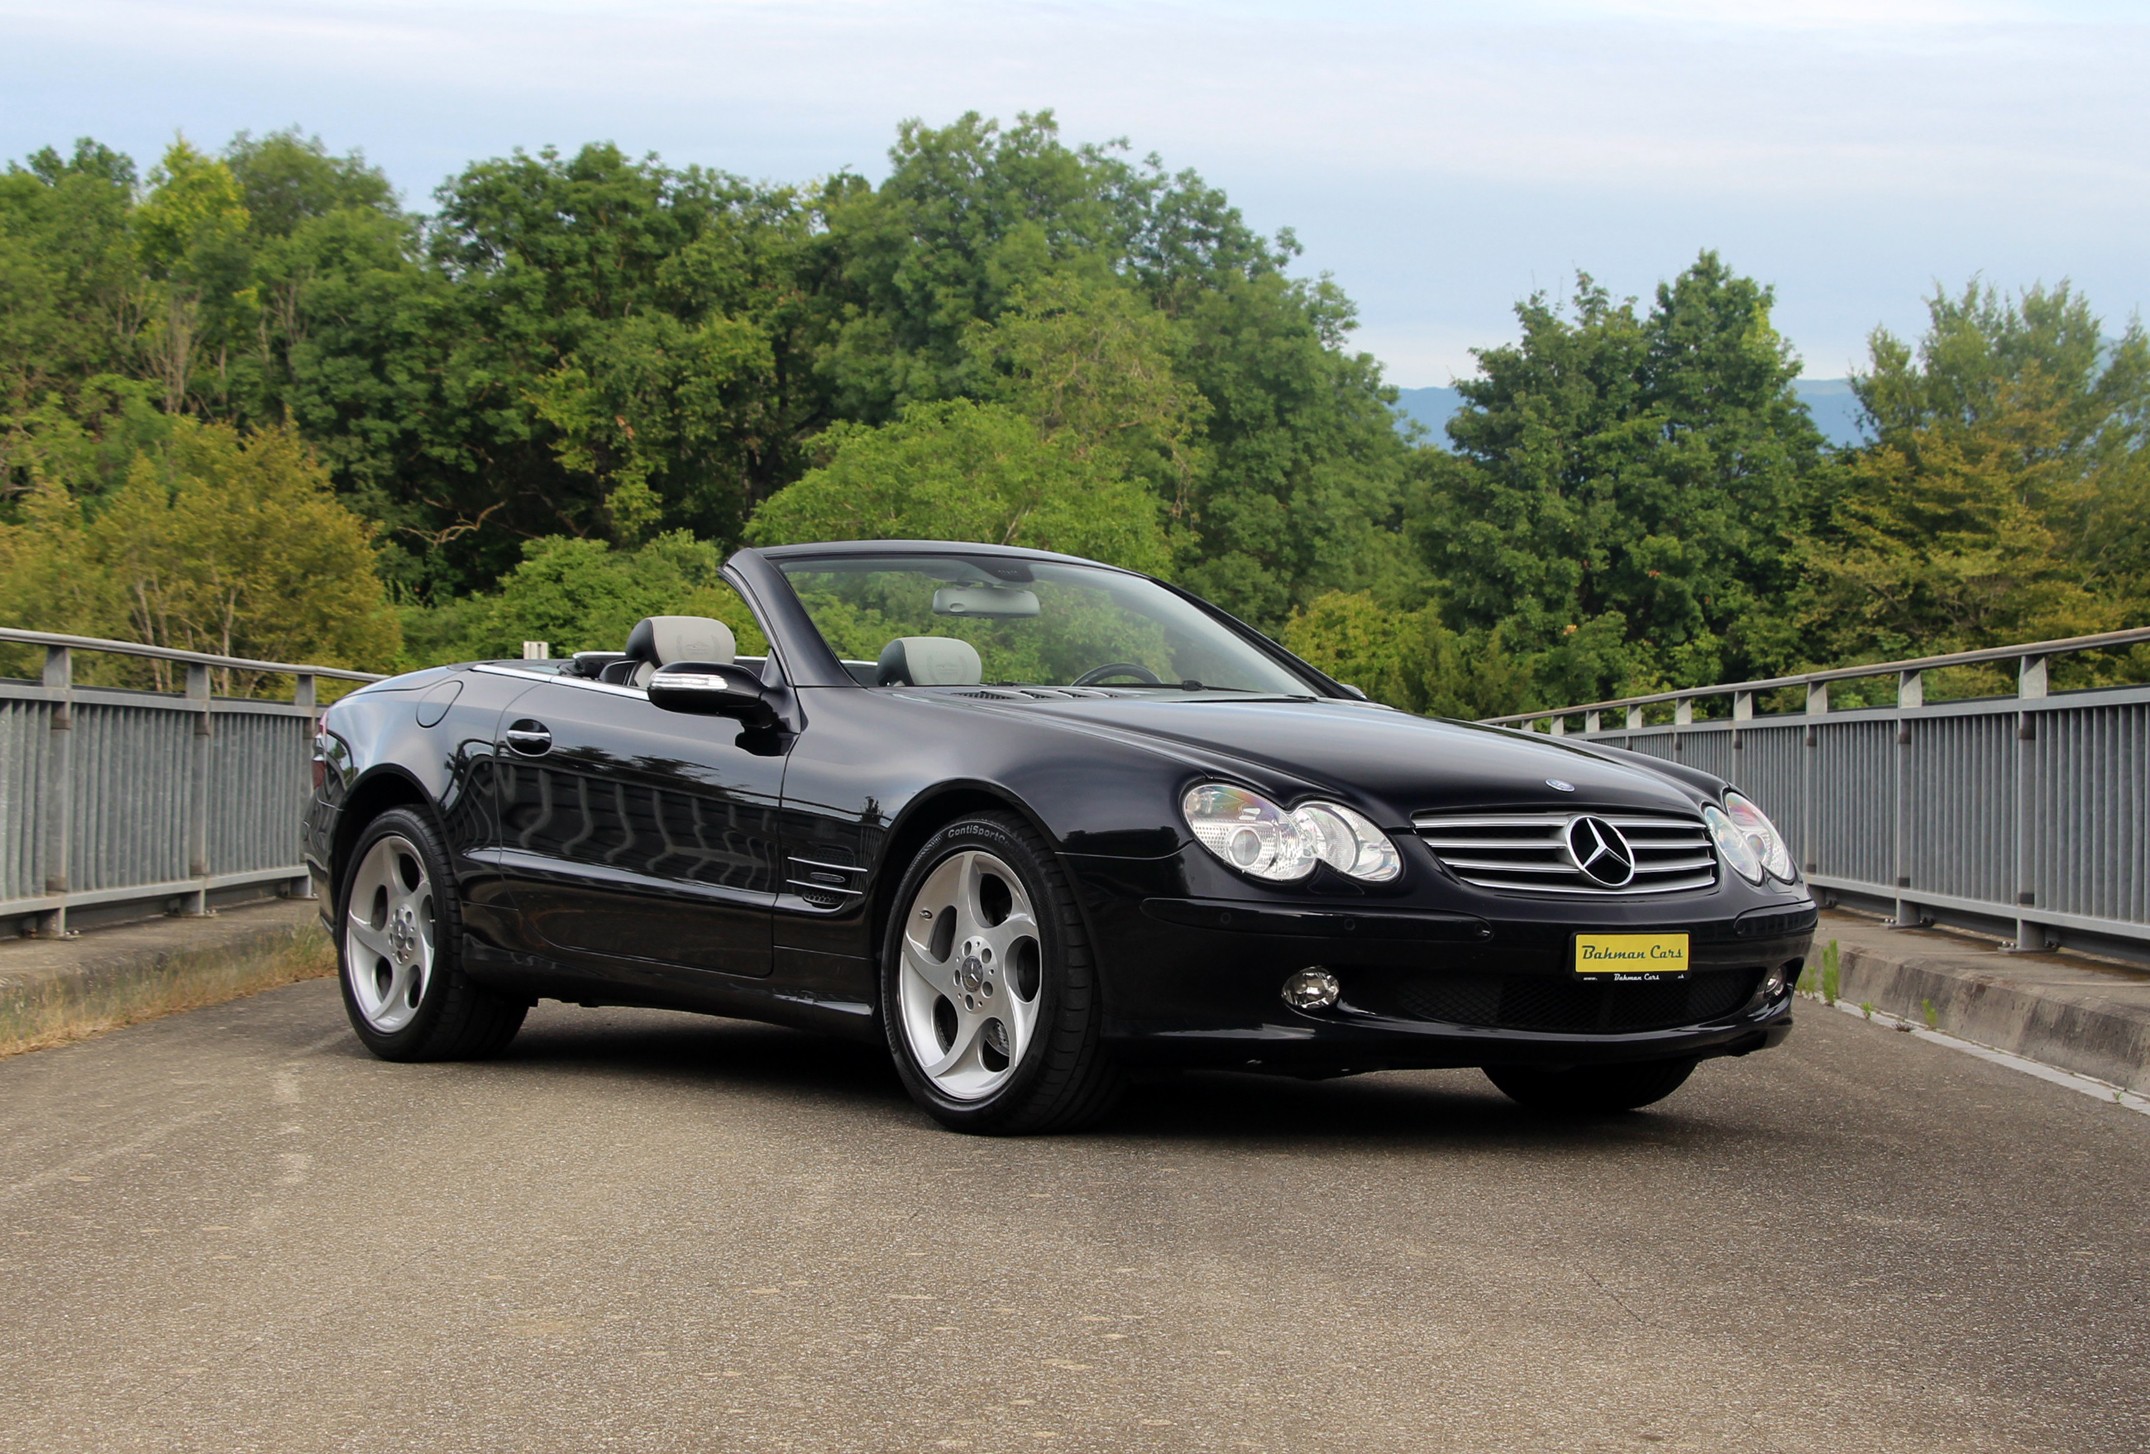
(489, 672, 789, 978)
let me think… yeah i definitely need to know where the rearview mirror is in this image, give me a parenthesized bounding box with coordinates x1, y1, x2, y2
(933, 584, 1040, 618)
(646, 661, 773, 724)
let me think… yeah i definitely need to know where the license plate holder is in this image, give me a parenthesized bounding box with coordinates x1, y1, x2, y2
(1573, 931, 1691, 981)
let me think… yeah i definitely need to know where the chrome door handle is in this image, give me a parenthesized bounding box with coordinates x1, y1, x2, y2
(504, 721, 553, 755)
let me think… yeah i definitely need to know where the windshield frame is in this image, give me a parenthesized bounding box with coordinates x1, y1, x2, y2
(732, 542, 1345, 697)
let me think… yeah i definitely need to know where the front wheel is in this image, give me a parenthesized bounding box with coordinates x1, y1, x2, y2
(881, 812, 1121, 1134)
(1483, 1057, 1698, 1115)
(338, 807, 526, 1062)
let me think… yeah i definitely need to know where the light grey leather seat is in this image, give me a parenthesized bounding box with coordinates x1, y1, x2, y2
(875, 636, 983, 686)
(605, 615, 738, 690)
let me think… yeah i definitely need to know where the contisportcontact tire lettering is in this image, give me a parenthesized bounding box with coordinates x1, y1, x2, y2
(880, 812, 1122, 1134)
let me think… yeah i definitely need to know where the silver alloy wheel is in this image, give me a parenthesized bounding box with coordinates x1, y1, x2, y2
(896, 848, 1043, 1101)
(344, 833, 436, 1034)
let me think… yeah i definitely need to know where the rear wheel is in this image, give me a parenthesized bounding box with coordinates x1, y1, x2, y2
(881, 812, 1121, 1134)
(338, 807, 526, 1061)
(1483, 1057, 1697, 1114)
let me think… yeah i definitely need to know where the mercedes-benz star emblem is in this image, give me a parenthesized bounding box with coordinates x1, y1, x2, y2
(1565, 815, 1637, 887)
(1546, 778, 1576, 792)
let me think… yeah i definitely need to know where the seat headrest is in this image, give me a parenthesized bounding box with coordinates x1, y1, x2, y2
(624, 616, 737, 691)
(876, 636, 983, 687)
(624, 615, 736, 667)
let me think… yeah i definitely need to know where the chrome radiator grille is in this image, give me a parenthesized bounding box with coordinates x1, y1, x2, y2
(1412, 810, 1718, 895)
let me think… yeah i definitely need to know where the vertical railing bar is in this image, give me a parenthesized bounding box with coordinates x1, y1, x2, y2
(38, 646, 74, 937)
(1891, 669, 1921, 928)
(1801, 679, 1827, 880)
(2010, 654, 2047, 951)
(185, 663, 213, 917)
(292, 673, 317, 899)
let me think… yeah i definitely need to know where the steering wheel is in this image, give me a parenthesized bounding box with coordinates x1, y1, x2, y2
(1071, 661, 1164, 687)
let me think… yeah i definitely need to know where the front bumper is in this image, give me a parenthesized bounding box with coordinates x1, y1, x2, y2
(1079, 865, 1814, 1073)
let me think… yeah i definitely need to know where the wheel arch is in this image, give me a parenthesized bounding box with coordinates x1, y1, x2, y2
(330, 767, 441, 906)
(869, 781, 1095, 973)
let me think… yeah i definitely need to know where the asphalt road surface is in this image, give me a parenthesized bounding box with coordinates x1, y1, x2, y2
(3, 980, 2146, 1454)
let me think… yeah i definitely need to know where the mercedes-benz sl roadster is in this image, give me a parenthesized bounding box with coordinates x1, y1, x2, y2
(306, 540, 1814, 1133)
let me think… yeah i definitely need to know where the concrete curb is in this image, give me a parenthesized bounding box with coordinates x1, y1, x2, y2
(1818, 910, 2150, 1095)
(0, 899, 331, 1054)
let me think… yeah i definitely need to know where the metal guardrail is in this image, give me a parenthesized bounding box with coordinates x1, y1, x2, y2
(1480, 627, 2150, 966)
(0, 629, 385, 938)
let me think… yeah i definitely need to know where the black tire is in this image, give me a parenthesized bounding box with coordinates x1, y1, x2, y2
(880, 812, 1122, 1134)
(1483, 1057, 1698, 1115)
(336, 807, 527, 1062)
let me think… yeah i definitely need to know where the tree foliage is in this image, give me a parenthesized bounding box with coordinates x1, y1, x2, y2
(1776, 281, 2146, 667)
(0, 420, 399, 688)
(414, 531, 766, 664)
(2, 120, 2144, 709)
(748, 399, 1171, 574)
(1414, 254, 1825, 707)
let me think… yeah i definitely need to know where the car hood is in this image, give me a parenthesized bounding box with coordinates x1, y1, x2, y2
(951, 694, 1710, 821)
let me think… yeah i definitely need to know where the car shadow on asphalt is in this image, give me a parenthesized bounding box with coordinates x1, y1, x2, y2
(442, 1005, 1755, 1152)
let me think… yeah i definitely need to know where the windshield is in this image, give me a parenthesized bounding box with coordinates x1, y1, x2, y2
(771, 554, 1320, 694)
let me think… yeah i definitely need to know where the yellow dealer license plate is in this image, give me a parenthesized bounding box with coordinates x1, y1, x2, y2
(1573, 932, 1691, 980)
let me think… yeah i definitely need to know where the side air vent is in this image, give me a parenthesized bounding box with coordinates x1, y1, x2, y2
(785, 854, 866, 908)
(1412, 810, 1717, 896)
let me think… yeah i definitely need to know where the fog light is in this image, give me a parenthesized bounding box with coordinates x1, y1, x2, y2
(1282, 967, 1341, 1011)
(1760, 966, 1789, 999)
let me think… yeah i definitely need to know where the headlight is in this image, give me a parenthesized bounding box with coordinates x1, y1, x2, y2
(1725, 791, 1797, 882)
(1706, 793, 1796, 885)
(1180, 784, 1402, 884)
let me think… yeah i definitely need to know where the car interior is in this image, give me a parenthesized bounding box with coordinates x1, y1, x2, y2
(561, 615, 985, 691)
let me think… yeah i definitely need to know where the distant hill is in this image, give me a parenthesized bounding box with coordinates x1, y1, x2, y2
(1794, 378, 1865, 448)
(1394, 380, 1868, 450)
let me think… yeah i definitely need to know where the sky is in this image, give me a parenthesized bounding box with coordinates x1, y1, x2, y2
(3, 0, 2143, 386)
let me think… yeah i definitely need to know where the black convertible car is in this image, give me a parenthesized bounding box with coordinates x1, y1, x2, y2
(307, 540, 1813, 1132)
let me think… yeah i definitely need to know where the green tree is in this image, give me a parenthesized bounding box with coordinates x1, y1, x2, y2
(0, 420, 400, 688)
(1419, 253, 1826, 704)
(1285, 591, 1542, 719)
(1173, 267, 1412, 625)
(1780, 281, 2144, 668)
(403, 144, 813, 587)
(746, 398, 1171, 573)
(0, 141, 148, 495)
(810, 112, 1413, 625)
(416, 530, 766, 663)
(811, 112, 1124, 419)
(225, 129, 397, 241)
(963, 270, 1210, 526)
(133, 139, 256, 414)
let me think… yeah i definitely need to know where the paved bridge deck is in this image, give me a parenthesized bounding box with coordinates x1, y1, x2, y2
(3, 968, 2147, 1452)
(3, 905, 2149, 1449)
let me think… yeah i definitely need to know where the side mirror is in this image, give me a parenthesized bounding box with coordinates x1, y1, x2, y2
(646, 661, 774, 724)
